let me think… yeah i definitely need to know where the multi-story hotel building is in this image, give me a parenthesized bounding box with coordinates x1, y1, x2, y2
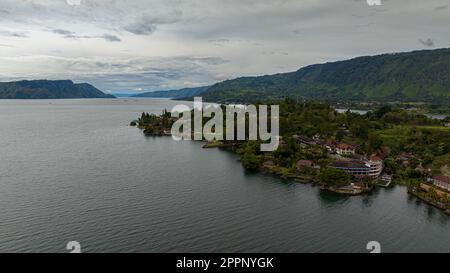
(331, 155, 383, 179)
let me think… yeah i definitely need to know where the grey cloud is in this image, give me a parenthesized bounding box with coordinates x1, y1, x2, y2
(52, 29, 121, 42)
(419, 38, 435, 47)
(123, 12, 181, 36)
(2, 0, 450, 92)
(0, 43, 15, 48)
(52, 29, 77, 38)
(186, 57, 229, 66)
(124, 20, 156, 35)
(29, 55, 222, 91)
(434, 5, 450, 11)
(0, 31, 28, 38)
(101, 34, 121, 42)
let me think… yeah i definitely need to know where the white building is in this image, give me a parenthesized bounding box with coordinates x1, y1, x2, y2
(367, 155, 384, 178)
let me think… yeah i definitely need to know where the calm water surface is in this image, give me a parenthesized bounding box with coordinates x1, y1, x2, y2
(0, 99, 449, 253)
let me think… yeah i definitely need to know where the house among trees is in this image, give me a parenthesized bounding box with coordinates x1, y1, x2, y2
(336, 143, 356, 155)
(324, 139, 338, 153)
(433, 175, 450, 191)
(296, 160, 321, 173)
(396, 152, 415, 167)
(415, 164, 430, 175)
(293, 135, 317, 147)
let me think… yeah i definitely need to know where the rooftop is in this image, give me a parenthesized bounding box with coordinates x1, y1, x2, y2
(433, 175, 450, 185)
(337, 143, 355, 150)
(370, 155, 383, 162)
(331, 160, 368, 169)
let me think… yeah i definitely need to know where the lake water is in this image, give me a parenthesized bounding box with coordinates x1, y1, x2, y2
(0, 99, 449, 253)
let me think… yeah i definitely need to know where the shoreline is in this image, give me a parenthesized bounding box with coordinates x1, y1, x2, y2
(132, 100, 450, 209)
(134, 127, 450, 213)
(134, 128, 378, 197)
(408, 187, 450, 214)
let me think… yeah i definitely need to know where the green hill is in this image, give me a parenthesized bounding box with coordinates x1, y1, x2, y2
(132, 86, 210, 99)
(200, 48, 450, 105)
(0, 80, 115, 99)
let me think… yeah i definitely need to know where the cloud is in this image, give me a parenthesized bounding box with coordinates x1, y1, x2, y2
(52, 29, 121, 42)
(0, 54, 227, 92)
(124, 20, 156, 35)
(434, 4, 450, 11)
(0, 30, 28, 38)
(1, 0, 450, 92)
(123, 12, 182, 35)
(100, 34, 121, 42)
(66, 0, 82, 6)
(52, 29, 77, 38)
(419, 38, 435, 47)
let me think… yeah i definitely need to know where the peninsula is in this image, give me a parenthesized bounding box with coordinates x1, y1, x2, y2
(132, 100, 450, 212)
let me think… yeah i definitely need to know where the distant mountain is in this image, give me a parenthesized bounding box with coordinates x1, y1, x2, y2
(200, 48, 450, 105)
(111, 93, 139, 97)
(132, 86, 210, 99)
(0, 80, 115, 99)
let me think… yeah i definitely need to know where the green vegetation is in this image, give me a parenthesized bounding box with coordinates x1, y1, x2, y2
(432, 153, 450, 176)
(410, 184, 450, 211)
(317, 168, 352, 188)
(199, 48, 450, 109)
(0, 80, 115, 99)
(137, 110, 174, 136)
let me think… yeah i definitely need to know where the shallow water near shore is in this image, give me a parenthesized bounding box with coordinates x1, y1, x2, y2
(0, 98, 449, 253)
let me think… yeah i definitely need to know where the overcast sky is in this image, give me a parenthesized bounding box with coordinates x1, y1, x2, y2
(0, 0, 449, 93)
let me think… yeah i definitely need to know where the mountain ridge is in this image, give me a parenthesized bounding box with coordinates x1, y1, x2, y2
(198, 48, 450, 105)
(0, 80, 115, 99)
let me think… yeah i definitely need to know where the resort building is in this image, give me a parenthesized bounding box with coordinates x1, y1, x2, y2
(331, 160, 370, 178)
(336, 143, 356, 155)
(433, 176, 450, 191)
(331, 157, 384, 179)
(367, 155, 384, 178)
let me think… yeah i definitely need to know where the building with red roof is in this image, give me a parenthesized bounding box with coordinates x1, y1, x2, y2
(336, 143, 356, 155)
(433, 176, 450, 191)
